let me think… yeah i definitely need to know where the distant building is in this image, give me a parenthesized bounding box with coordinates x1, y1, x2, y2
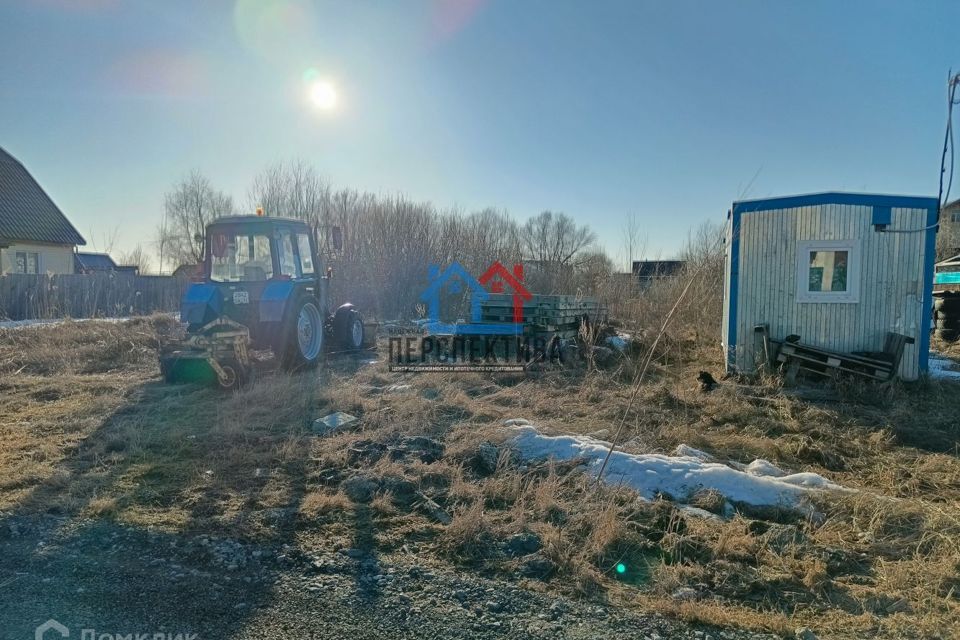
(938, 198, 960, 257)
(74, 252, 116, 273)
(0, 146, 86, 274)
(943, 198, 960, 224)
(74, 251, 139, 275)
(632, 260, 685, 287)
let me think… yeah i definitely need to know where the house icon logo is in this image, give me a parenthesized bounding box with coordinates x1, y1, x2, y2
(420, 261, 532, 335)
(479, 261, 533, 323)
(35, 619, 69, 640)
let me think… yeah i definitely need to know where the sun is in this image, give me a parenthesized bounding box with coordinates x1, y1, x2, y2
(308, 80, 337, 111)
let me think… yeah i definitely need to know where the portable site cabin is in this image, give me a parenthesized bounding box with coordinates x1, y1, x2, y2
(722, 192, 939, 381)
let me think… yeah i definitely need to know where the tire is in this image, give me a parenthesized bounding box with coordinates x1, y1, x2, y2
(333, 305, 364, 350)
(215, 357, 247, 391)
(937, 328, 960, 343)
(936, 297, 960, 313)
(936, 316, 960, 330)
(278, 296, 324, 371)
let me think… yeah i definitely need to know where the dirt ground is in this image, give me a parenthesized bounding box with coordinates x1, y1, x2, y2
(2, 317, 960, 639)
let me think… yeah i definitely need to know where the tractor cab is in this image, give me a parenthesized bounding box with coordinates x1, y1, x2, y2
(192, 216, 324, 345)
(165, 214, 363, 389)
(206, 216, 318, 285)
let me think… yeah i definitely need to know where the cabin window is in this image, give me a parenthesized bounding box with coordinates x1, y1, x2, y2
(297, 233, 314, 275)
(209, 233, 273, 282)
(796, 240, 860, 303)
(277, 230, 298, 277)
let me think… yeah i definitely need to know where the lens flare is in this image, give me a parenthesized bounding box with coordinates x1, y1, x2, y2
(615, 563, 627, 574)
(234, 0, 315, 63)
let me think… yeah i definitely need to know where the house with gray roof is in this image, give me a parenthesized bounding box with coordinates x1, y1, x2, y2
(74, 251, 139, 275)
(0, 146, 85, 274)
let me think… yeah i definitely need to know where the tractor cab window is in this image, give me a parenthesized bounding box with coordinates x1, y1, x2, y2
(277, 230, 298, 277)
(209, 232, 273, 282)
(297, 233, 315, 275)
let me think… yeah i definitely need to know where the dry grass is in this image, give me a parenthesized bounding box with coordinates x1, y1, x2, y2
(2, 315, 960, 637)
(932, 334, 960, 360)
(301, 490, 352, 517)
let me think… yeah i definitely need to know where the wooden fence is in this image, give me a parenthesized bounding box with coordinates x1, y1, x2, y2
(0, 273, 188, 321)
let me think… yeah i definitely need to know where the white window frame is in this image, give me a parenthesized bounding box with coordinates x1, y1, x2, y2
(15, 251, 40, 274)
(795, 239, 860, 303)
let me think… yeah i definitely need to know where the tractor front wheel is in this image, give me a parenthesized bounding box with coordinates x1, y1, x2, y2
(278, 297, 324, 371)
(215, 357, 247, 391)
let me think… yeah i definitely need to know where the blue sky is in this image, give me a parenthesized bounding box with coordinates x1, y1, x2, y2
(0, 0, 957, 268)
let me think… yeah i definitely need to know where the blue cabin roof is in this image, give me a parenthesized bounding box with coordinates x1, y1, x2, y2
(732, 191, 939, 215)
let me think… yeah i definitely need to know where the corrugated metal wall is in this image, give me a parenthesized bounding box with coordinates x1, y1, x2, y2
(730, 203, 929, 380)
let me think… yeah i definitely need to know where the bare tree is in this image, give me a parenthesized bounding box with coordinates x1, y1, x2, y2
(521, 211, 596, 267)
(86, 226, 120, 254)
(937, 220, 960, 262)
(247, 163, 288, 218)
(620, 211, 645, 273)
(575, 249, 615, 292)
(117, 244, 152, 273)
(156, 170, 233, 270)
(248, 160, 331, 226)
(679, 220, 725, 270)
(519, 211, 596, 292)
(155, 219, 168, 275)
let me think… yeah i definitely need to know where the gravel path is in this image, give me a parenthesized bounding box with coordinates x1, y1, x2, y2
(0, 515, 780, 640)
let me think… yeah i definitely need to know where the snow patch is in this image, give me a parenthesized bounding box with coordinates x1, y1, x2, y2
(929, 356, 960, 381)
(672, 444, 714, 462)
(0, 313, 178, 331)
(745, 459, 787, 478)
(0, 316, 131, 330)
(507, 425, 845, 510)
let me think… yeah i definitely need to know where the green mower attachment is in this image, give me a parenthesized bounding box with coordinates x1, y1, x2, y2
(160, 317, 251, 391)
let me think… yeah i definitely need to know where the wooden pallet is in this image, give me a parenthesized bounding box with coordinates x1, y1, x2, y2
(774, 332, 913, 383)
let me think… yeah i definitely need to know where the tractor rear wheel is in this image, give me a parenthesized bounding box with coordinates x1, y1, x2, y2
(334, 306, 364, 350)
(278, 297, 324, 371)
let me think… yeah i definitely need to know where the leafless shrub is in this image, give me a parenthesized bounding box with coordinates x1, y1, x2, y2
(599, 220, 726, 369)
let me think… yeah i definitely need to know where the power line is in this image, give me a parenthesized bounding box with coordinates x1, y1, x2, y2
(938, 71, 960, 215)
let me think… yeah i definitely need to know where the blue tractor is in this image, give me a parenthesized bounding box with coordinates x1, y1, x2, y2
(160, 214, 365, 389)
